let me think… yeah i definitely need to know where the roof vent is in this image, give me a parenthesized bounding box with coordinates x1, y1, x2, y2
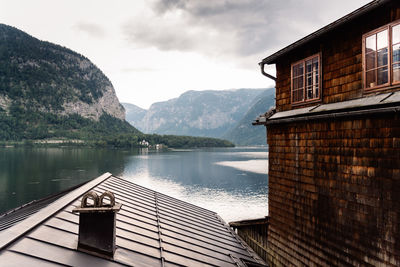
(73, 191, 122, 258)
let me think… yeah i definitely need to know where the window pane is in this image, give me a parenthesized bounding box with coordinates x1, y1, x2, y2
(313, 58, 319, 72)
(393, 63, 400, 82)
(299, 64, 304, 75)
(293, 65, 298, 77)
(377, 48, 388, 67)
(306, 60, 312, 73)
(294, 77, 303, 89)
(298, 90, 304, 101)
(393, 44, 400, 63)
(299, 76, 303, 88)
(307, 87, 311, 99)
(366, 34, 376, 52)
(293, 63, 303, 77)
(293, 89, 303, 102)
(306, 73, 312, 87)
(366, 70, 376, 88)
(366, 52, 376, 70)
(393, 24, 400, 44)
(293, 77, 298, 89)
(377, 67, 388, 85)
(307, 86, 316, 100)
(377, 30, 388, 50)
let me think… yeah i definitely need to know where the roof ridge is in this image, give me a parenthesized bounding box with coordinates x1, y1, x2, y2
(261, 0, 391, 64)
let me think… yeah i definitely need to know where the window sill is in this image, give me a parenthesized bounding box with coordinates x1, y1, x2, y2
(291, 98, 322, 108)
(363, 83, 400, 95)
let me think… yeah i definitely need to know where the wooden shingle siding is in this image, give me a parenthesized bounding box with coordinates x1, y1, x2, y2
(266, 113, 400, 266)
(230, 218, 269, 262)
(260, 1, 400, 267)
(275, 4, 400, 112)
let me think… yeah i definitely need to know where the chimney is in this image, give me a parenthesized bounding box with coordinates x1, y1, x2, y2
(73, 191, 122, 258)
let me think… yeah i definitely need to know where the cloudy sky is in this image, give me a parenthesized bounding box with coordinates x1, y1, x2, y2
(1, 0, 370, 109)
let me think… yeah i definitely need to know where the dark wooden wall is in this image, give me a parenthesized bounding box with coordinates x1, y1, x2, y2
(274, 3, 400, 112)
(266, 3, 400, 266)
(266, 113, 400, 266)
(230, 218, 269, 262)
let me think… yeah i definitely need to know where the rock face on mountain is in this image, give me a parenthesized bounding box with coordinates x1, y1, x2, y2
(0, 24, 124, 121)
(124, 89, 267, 139)
(122, 102, 147, 127)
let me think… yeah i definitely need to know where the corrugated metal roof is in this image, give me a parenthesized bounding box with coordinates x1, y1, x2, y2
(261, 0, 392, 64)
(0, 181, 88, 232)
(0, 173, 267, 267)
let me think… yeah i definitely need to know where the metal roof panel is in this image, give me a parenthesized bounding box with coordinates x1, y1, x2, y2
(0, 173, 267, 266)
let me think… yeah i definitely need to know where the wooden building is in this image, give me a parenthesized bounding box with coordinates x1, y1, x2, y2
(252, 0, 400, 266)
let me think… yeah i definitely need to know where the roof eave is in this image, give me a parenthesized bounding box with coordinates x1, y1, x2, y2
(261, 0, 392, 65)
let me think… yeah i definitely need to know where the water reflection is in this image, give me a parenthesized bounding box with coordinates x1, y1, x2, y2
(0, 147, 268, 222)
(123, 147, 268, 222)
(0, 147, 129, 212)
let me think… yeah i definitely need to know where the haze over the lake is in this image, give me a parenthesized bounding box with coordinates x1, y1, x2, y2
(0, 0, 370, 108)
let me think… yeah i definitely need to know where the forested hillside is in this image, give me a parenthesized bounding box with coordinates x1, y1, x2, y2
(0, 24, 124, 120)
(0, 24, 233, 148)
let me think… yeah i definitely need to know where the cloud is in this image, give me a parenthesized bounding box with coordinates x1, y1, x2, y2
(120, 67, 161, 73)
(73, 22, 106, 38)
(122, 0, 371, 66)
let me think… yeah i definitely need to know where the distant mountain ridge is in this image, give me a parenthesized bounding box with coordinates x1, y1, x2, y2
(123, 88, 275, 145)
(223, 88, 275, 146)
(122, 102, 147, 127)
(0, 23, 124, 121)
(124, 89, 265, 137)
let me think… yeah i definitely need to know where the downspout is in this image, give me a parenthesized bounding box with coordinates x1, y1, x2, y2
(259, 62, 276, 81)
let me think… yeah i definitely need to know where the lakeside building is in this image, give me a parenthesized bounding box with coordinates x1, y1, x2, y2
(234, 0, 400, 266)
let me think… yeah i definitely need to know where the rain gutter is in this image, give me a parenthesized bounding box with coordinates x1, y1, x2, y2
(265, 105, 400, 126)
(259, 62, 276, 81)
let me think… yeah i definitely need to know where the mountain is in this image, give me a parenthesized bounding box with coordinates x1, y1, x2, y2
(0, 24, 233, 148)
(0, 24, 124, 121)
(0, 24, 139, 141)
(121, 103, 147, 128)
(126, 89, 266, 138)
(223, 88, 275, 146)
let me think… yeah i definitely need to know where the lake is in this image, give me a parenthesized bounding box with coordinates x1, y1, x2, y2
(0, 146, 268, 222)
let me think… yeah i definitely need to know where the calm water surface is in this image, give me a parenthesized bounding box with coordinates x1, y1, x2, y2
(0, 147, 268, 222)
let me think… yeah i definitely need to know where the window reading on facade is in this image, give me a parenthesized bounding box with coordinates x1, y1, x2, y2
(292, 63, 304, 102)
(364, 21, 400, 89)
(392, 24, 400, 82)
(291, 54, 320, 104)
(306, 57, 319, 100)
(365, 29, 389, 88)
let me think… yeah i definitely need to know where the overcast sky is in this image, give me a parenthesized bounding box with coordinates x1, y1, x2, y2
(1, 0, 371, 109)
